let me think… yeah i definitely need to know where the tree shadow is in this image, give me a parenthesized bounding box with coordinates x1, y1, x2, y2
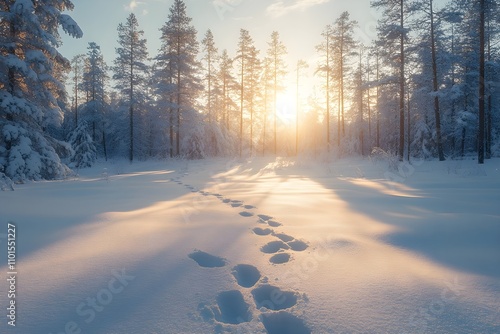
(308, 165, 500, 279)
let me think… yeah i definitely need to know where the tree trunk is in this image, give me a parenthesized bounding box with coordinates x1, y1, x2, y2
(326, 32, 330, 151)
(478, 0, 485, 164)
(240, 49, 244, 158)
(103, 130, 108, 161)
(274, 55, 278, 156)
(376, 51, 381, 149)
(399, 0, 405, 161)
(129, 31, 134, 163)
(486, 18, 492, 159)
(169, 107, 174, 158)
(176, 38, 182, 157)
(430, 0, 445, 161)
(296, 63, 299, 155)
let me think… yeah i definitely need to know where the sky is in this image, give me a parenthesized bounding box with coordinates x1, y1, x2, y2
(59, 0, 378, 94)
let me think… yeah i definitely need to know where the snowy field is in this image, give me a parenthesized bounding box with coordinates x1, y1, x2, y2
(1, 156, 499, 334)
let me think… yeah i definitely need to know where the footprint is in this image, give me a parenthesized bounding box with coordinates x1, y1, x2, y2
(232, 264, 261, 288)
(273, 233, 294, 242)
(222, 199, 231, 203)
(213, 290, 252, 324)
(253, 227, 273, 236)
(261, 241, 290, 254)
(231, 203, 243, 207)
(188, 250, 226, 268)
(269, 253, 291, 264)
(287, 240, 308, 252)
(231, 200, 243, 204)
(261, 311, 311, 334)
(268, 220, 282, 227)
(251, 285, 297, 310)
(244, 205, 256, 209)
(239, 211, 254, 217)
(258, 214, 273, 221)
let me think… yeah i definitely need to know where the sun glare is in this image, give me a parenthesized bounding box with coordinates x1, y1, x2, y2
(276, 89, 297, 125)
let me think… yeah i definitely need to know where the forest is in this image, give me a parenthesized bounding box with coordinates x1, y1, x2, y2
(0, 0, 499, 183)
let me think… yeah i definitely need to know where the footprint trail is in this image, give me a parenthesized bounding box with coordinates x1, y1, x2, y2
(172, 170, 311, 333)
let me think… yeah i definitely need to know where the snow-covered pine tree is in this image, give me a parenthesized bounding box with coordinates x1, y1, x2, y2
(152, 44, 175, 158)
(372, 0, 410, 161)
(69, 54, 85, 127)
(157, 0, 202, 157)
(411, 0, 452, 160)
(113, 13, 149, 162)
(68, 121, 96, 168)
(0, 0, 82, 183)
(78, 42, 109, 161)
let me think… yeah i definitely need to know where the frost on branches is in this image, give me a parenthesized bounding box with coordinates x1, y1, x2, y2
(0, 0, 82, 185)
(68, 122, 96, 169)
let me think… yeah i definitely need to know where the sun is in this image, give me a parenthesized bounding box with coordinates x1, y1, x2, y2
(275, 89, 297, 125)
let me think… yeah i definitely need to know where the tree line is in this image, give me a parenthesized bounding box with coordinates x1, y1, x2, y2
(1, 0, 498, 183)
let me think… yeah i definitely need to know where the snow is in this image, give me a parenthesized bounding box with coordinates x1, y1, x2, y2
(59, 14, 84, 39)
(0, 157, 499, 333)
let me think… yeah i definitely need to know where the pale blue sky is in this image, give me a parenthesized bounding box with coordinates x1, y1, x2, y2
(60, 0, 378, 72)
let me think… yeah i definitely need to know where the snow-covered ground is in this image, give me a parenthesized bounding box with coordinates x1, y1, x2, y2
(0, 156, 499, 334)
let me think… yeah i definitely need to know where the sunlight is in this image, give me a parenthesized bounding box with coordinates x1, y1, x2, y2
(276, 89, 297, 125)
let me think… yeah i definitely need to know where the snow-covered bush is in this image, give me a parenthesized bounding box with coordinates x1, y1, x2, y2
(0, 172, 14, 191)
(68, 122, 97, 168)
(1, 121, 71, 183)
(370, 147, 400, 172)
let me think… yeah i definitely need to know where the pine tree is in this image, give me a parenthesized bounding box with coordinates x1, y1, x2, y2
(69, 54, 85, 128)
(413, 0, 446, 161)
(372, 0, 409, 161)
(247, 45, 262, 154)
(79, 42, 109, 160)
(202, 29, 218, 125)
(158, 0, 201, 157)
(236, 29, 254, 156)
(331, 12, 358, 143)
(113, 13, 149, 163)
(0, 0, 82, 183)
(316, 25, 333, 150)
(296, 60, 308, 155)
(218, 49, 238, 134)
(69, 121, 96, 168)
(266, 31, 287, 155)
